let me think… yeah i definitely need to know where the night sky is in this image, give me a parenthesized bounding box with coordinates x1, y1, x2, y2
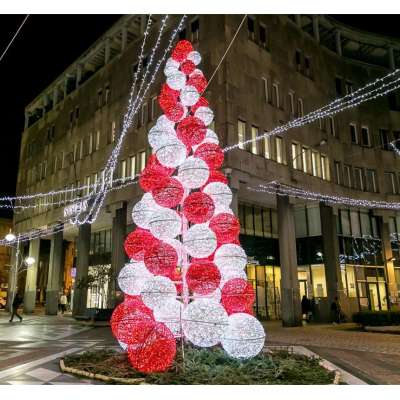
(0, 14, 399, 219)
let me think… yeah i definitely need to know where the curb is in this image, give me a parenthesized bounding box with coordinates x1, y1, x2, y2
(59, 359, 145, 385)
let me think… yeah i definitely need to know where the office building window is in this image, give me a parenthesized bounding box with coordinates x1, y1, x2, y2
(110, 121, 116, 143)
(261, 77, 269, 103)
(139, 151, 146, 172)
(95, 130, 100, 151)
(302, 146, 311, 174)
(121, 160, 127, 181)
(379, 128, 390, 150)
(105, 85, 111, 105)
(350, 124, 358, 144)
(384, 172, 398, 194)
(141, 102, 148, 125)
(297, 98, 304, 117)
(130, 155, 136, 178)
(191, 18, 199, 42)
(88, 133, 93, 154)
(85, 175, 91, 196)
(251, 126, 258, 155)
(334, 161, 342, 185)
(275, 136, 284, 164)
(354, 167, 364, 191)
(259, 23, 267, 47)
(321, 155, 329, 181)
(365, 169, 377, 193)
(151, 96, 158, 120)
(79, 139, 84, 159)
(311, 151, 321, 177)
(291, 142, 301, 170)
(329, 117, 336, 137)
(97, 89, 103, 109)
(361, 126, 370, 147)
(247, 16, 255, 40)
(288, 92, 295, 116)
(272, 83, 280, 108)
(343, 165, 352, 188)
(237, 120, 246, 150)
(295, 50, 302, 72)
(345, 81, 353, 94)
(264, 134, 271, 159)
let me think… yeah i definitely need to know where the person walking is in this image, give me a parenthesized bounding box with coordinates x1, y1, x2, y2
(9, 292, 23, 322)
(330, 296, 342, 324)
(59, 293, 68, 315)
(301, 295, 310, 322)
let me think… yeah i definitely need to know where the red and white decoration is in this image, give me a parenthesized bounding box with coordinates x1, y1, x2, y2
(111, 40, 265, 373)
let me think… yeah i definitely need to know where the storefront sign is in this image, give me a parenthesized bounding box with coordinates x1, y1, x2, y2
(63, 200, 88, 218)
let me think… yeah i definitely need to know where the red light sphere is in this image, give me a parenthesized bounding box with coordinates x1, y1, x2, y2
(180, 60, 196, 75)
(164, 102, 186, 122)
(139, 163, 171, 192)
(188, 72, 208, 93)
(194, 143, 224, 170)
(186, 260, 221, 295)
(171, 40, 193, 63)
(144, 241, 178, 277)
(209, 213, 240, 244)
(127, 322, 176, 373)
(183, 192, 215, 224)
(124, 228, 159, 260)
(147, 154, 175, 176)
(176, 116, 206, 147)
(191, 96, 209, 114)
(115, 311, 156, 345)
(221, 278, 255, 315)
(152, 177, 184, 208)
(158, 83, 179, 112)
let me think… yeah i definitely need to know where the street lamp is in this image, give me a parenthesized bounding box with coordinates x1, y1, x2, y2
(5, 230, 16, 243)
(24, 256, 35, 266)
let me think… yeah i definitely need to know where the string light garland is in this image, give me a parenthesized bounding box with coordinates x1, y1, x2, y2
(111, 40, 265, 373)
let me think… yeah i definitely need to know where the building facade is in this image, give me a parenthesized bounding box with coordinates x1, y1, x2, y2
(11, 14, 400, 323)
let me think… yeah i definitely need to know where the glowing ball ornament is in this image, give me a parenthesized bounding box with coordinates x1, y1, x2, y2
(152, 177, 184, 208)
(219, 269, 247, 289)
(164, 239, 183, 265)
(153, 299, 183, 337)
(148, 125, 176, 151)
(194, 143, 224, 170)
(164, 58, 180, 76)
(180, 59, 196, 75)
(221, 278, 255, 315)
(186, 260, 221, 295)
(164, 102, 186, 123)
(183, 223, 217, 258)
(131, 193, 160, 229)
(191, 96, 209, 114)
(139, 163, 171, 192)
(202, 170, 228, 188)
(149, 207, 181, 240)
(176, 116, 207, 147)
(166, 70, 186, 90)
(118, 261, 152, 296)
(124, 228, 159, 261)
(188, 71, 208, 93)
(193, 288, 222, 303)
(127, 321, 176, 373)
(141, 275, 177, 310)
(116, 312, 155, 346)
(194, 106, 214, 126)
(182, 298, 228, 347)
(203, 182, 232, 207)
(183, 192, 215, 224)
(214, 244, 247, 273)
(209, 213, 240, 244)
(155, 135, 188, 168)
(178, 156, 210, 189)
(187, 50, 201, 65)
(144, 241, 178, 277)
(156, 115, 175, 130)
(180, 85, 200, 106)
(221, 313, 265, 359)
(171, 39, 193, 62)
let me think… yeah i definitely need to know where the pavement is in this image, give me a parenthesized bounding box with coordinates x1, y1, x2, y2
(1, 310, 400, 385)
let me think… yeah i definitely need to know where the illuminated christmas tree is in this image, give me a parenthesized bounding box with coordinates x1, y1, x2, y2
(111, 40, 265, 373)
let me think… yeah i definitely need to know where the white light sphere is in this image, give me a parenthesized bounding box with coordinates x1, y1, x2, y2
(193, 288, 222, 303)
(140, 275, 177, 310)
(165, 238, 183, 265)
(183, 223, 217, 258)
(214, 205, 234, 216)
(164, 57, 180, 77)
(203, 182, 232, 208)
(153, 299, 183, 338)
(219, 268, 247, 289)
(149, 207, 181, 240)
(148, 124, 176, 151)
(204, 129, 219, 145)
(195, 106, 214, 126)
(156, 115, 175, 130)
(221, 313, 265, 359)
(187, 51, 201, 65)
(178, 156, 210, 189)
(117, 261, 152, 296)
(182, 298, 228, 347)
(131, 193, 160, 229)
(155, 136, 187, 168)
(166, 70, 186, 90)
(214, 244, 247, 273)
(180, 85, 200, 106)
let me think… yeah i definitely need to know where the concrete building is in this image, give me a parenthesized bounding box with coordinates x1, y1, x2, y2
(12, 15, 400, 324)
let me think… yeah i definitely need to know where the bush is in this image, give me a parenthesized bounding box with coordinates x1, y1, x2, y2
(353, 310, 400, 326)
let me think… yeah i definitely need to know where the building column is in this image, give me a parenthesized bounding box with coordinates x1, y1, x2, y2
(277, 195, 302, 327)
(312, 15, 320, 43)
(45, 228, 64, 315)
(109, 203, 127, 307)
(380, 218, 399, 309)
(335, 30, 342, 56)
(6, 246, 18, 312)
(320, 204, 347, 316)
(72, 223, 91, 317)
(24, 239, 41, 313)
(388, 47, 395, 70)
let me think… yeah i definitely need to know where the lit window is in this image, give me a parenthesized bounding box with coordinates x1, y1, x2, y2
(238, 120, 246, 150)
(297, 98, 304, 117)
(321, 155, 330, 181)
(275, 136, 283, 164)
(88, 133, 93, 154)
(302, 146, 311, 173)
(272, 83, 280, 108)
(366, 169, 377, 193)
(95, 130, 100, 151)
(334, 161, 341, 185)
(329, 117, 336, 136)
(288, 92, 295, 116)
(343, 165, 352, 188)
(111, 121, 116, 143)
(141, 103, 148, 125)
(105, 85, 110, 104)
(121, 160, 127, 182)
(130, 155, 136, 178)
(139, 151, 146, 172)
(251, 126, 258, 155)
(261, 77, 269, 102)
(151, 96, 157, 120)
(311, 151, 321, 177)
(264, 133, 271, 159)
(354, 167, 364, 191)
(291, 142, 301, 170)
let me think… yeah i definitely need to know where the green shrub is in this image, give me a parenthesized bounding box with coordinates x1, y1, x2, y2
(353, 310, 400, 326)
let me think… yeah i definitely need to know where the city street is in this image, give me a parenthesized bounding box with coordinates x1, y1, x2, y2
(1, 311, 400, 384)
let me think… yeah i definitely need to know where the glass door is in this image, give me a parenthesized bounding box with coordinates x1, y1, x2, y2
(367, 282, 379, 311)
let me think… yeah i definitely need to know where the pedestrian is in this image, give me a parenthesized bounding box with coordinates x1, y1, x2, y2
(60, 293, 68, 315)
(330, 296, 341, 324)
(9, 292, 23, 322)
(301, 295, 310, 322)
